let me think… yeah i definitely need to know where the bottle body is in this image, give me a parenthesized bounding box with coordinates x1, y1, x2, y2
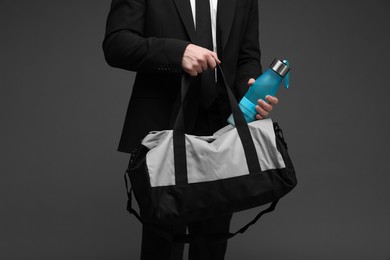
(227, 68, 283, 126)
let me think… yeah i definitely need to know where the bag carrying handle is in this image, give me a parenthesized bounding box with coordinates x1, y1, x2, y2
(173, 65, 262, 185)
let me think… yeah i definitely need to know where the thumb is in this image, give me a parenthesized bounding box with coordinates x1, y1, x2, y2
(247, 78, 255, 86)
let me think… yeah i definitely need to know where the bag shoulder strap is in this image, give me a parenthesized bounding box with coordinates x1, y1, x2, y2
(124, 167, 279, 243)
(173, 200, 279, 243)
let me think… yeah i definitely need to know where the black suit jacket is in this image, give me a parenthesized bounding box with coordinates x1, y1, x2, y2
(103, 0, 262, 153)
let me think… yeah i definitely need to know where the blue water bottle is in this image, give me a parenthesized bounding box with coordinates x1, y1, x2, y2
(227, 59, 290, 126)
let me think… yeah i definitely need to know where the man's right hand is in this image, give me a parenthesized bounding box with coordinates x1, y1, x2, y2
(181, 44, 221, 76)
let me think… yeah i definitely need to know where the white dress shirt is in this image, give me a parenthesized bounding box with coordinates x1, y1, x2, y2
(189, 0, 218, 53)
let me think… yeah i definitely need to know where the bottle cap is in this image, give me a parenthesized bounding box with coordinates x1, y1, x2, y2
(270, 59, 290, 77)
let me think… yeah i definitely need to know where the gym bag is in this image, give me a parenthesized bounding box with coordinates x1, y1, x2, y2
(124, 65, 297, 240)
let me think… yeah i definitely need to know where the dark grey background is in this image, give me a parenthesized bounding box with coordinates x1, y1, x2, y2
(1, 0, 389, 259)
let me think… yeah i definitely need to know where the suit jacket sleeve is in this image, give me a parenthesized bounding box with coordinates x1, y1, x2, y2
(233, 0, 263, 100)
(103, 0, 190, 73)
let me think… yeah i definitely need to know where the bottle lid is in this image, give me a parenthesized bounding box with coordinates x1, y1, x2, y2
(270, 59, 290, 77)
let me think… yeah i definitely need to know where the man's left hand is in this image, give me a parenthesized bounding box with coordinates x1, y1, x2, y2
(247, 78, 279, 120)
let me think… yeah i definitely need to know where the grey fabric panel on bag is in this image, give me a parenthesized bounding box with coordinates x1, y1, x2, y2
(142, 118, 285, 187)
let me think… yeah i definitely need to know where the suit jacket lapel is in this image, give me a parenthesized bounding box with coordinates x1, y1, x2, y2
(173, 0, 196, 42)
(217, 0, 237, 52)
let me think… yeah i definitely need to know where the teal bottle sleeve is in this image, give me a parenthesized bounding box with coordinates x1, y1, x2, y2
(226, 96, 257, 126)
(239, 96, 257, 120)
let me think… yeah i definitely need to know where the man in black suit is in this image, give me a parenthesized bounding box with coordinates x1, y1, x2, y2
(103, 0, 278, 259)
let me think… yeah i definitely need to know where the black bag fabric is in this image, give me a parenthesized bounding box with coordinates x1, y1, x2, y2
(124, 65, 297, 241)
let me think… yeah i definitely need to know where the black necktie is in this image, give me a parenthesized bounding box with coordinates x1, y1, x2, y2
(195, 0, 216, 109)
